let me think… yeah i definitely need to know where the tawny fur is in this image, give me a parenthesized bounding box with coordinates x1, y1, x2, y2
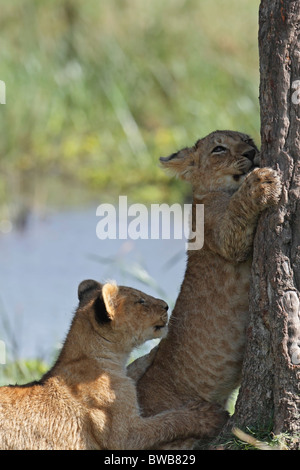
(0, 280, 226, 450)
(128, 130, 282, 449)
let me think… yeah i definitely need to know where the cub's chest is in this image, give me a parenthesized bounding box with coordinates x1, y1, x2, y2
(221, 259, 252, 306)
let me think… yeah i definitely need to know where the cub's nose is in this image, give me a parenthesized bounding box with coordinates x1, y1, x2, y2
(162, 302, 168, 311)
(242, 148, 256, 161)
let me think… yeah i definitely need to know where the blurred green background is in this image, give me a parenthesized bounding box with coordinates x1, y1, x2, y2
(1, 0, 260, 216)
(0, 0, 261, 385)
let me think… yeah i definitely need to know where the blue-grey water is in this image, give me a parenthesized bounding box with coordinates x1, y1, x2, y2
(0, 205, 186, 361)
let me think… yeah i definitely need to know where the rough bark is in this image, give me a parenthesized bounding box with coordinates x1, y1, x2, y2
(226, 0, 300, 446)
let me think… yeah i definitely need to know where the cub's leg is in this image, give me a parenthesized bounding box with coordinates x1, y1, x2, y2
(121, 401, 227, 450)
(91, 399, 227, 450)
(206, 168, 282, 262)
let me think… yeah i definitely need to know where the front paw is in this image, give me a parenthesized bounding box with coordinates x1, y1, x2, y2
(244, 167, 282, 208)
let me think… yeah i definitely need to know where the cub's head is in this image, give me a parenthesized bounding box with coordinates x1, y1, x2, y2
(160, 130, 259, 193)
(76, 279, 168, 353)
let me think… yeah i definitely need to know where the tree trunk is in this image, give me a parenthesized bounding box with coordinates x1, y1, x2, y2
(227, 0, 300, 448)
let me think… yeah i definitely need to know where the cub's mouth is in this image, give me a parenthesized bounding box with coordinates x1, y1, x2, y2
(245, 148, 260, 171)
(233, 151, 260, 181)
(154, 323, 168, 339)
(154, 314, 168, 333)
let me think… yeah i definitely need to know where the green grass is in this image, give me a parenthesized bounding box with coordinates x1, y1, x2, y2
(0, 0, 260, 209)
(226, 426, 297, 450)
(0, 359, 49, 387)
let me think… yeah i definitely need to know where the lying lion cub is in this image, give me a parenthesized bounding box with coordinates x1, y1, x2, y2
(0, 280, 226, 450)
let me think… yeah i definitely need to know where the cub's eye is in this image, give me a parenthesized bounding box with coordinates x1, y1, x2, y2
(136, 298, 145, 305)
(212, 146, 227, 153)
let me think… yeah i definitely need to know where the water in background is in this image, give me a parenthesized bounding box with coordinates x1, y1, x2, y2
(0, 204, 186, 361)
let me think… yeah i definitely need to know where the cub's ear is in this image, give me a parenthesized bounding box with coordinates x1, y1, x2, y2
(159, 151, 180, 163)
(93, 295, 111, 324)
(78, 279, 101, 303)
(102, 282, 119, 319)
(78, 279, 113, 325)
(159, 147, 194, 180)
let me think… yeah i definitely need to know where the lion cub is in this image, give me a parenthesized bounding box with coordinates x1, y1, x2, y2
(128, 130, 282, 448)
(0, 280, 226, 450)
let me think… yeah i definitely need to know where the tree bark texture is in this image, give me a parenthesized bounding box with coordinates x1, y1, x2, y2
(229, 0, 300, 444)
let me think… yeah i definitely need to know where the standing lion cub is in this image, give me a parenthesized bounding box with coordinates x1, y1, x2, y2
(0, 280, 226, 450)
(128, 130, 282, 449)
